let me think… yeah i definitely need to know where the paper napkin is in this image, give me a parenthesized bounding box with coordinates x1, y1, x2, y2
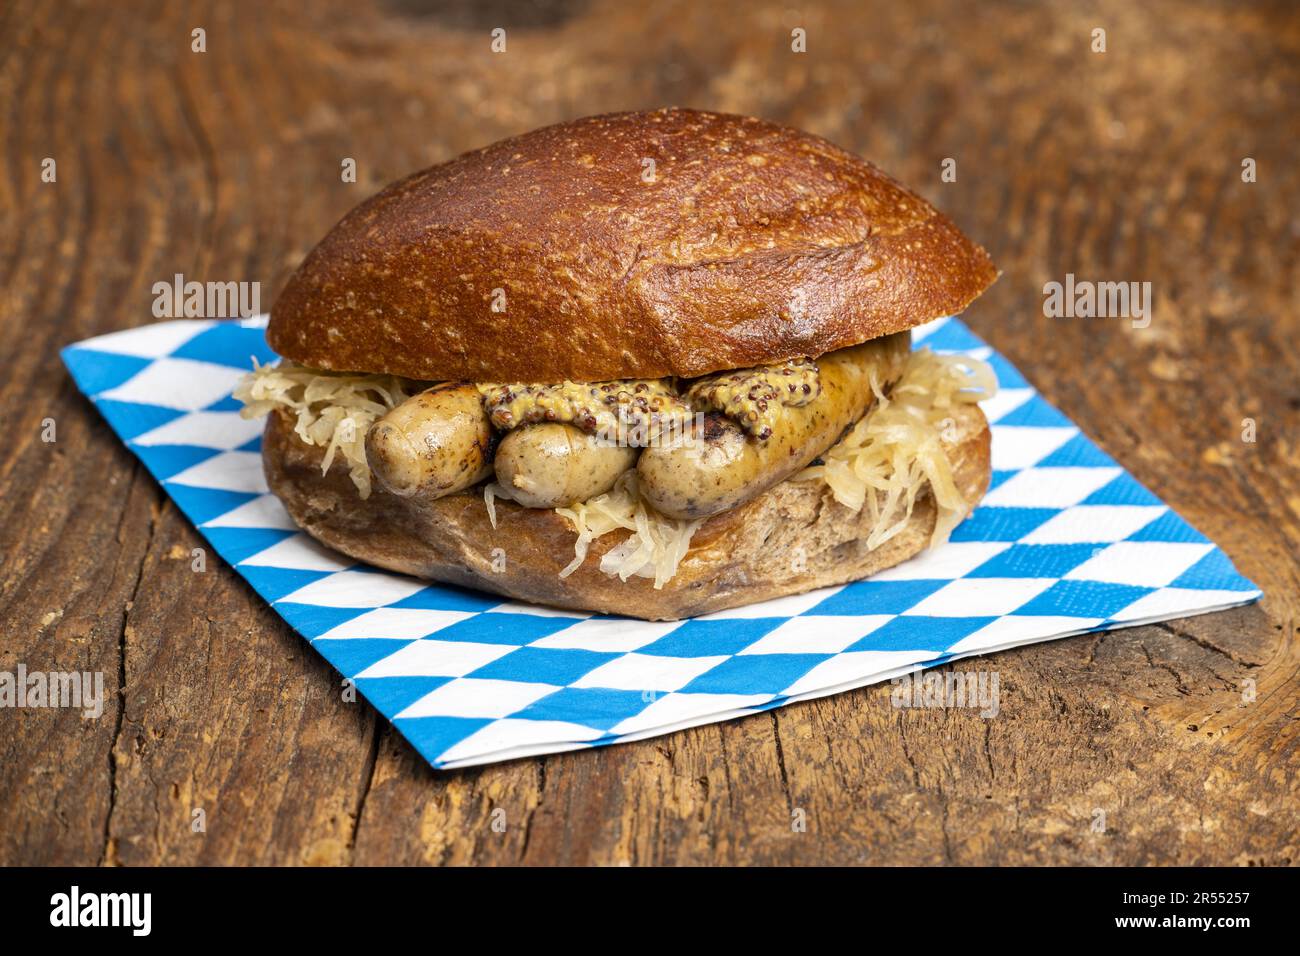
(61, 316, 1261, 769)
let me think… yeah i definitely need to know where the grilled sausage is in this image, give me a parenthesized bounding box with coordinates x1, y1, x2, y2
(365, 384, 494, 498)
(495, 423, 638, 509)
(637, 334, 909, 519)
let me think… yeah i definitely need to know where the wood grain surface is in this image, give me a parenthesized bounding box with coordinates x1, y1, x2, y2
(1, 0, 1297, 866)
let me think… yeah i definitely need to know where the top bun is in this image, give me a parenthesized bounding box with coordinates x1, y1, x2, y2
(268, 108, 996, 383)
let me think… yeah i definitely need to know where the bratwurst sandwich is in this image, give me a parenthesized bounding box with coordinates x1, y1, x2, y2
(237, 108, 998, 620)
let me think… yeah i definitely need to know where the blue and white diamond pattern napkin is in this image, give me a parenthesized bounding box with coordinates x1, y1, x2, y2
(61, 316, 1261, 769)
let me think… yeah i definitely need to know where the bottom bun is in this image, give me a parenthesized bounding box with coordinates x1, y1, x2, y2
(262, 405, 991, 620)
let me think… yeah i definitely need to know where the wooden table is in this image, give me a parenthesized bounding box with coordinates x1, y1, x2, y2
(2, 0, 1296, 866)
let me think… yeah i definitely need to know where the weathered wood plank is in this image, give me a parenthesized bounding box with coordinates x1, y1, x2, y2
(0, 0, 1296, 866)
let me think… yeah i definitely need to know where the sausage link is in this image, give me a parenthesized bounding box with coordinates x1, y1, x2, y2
(494, 423, 639, 509)
(365, 384, 494, 498)
(637, 333, 910, 519)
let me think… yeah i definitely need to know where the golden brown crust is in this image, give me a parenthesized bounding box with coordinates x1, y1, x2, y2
(268, 108, 997, 383)
(261, 403, 992, 621)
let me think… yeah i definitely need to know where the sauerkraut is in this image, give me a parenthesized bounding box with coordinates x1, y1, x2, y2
(241, 347, 995, 590)
(489, 346, 994, 589)
(795, 347, 997, 550)
(234, 360, 422, 497)
(486, 472, 703, 590)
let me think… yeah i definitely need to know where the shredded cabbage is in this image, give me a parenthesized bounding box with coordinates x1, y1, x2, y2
(486, 472, 702, 590)
(487, 347, 994, 589)
(795, 347, 997, 550)
(239, 349, 995, 589)
(234, 360, 422, 497)
(558, 472, 704, 589)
